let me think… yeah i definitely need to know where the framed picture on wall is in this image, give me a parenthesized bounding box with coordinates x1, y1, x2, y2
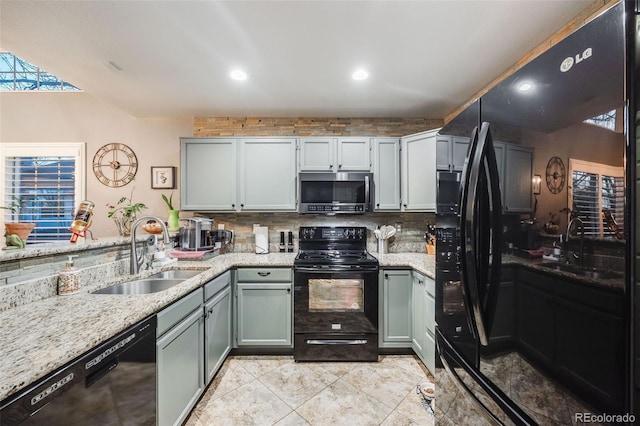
(151, 166, 176, 189)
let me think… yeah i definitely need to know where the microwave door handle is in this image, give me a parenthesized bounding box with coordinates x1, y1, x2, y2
(364, 174, 370, 211)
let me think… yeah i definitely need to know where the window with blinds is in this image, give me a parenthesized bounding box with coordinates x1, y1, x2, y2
(569, 159, 624, 239)
(1, 144, 85, 244)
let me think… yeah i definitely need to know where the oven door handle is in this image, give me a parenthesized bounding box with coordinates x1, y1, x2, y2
(294, 266, 379, 273)
(306, 339, 368, 345)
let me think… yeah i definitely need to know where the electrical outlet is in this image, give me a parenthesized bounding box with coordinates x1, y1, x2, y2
(395, 222, 402, 233)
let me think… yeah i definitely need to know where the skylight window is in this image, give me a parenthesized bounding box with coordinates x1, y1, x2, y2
(0, 52, 80, 91)
(584, 109, 617, 131)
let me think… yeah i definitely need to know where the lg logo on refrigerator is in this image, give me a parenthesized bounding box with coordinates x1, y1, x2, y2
(560, 47, 592, 72)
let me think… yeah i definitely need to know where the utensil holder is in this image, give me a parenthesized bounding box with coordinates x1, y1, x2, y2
(378, 239, 389, 254)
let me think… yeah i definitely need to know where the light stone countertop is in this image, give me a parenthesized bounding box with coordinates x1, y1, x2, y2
(0, 251, 434, 402)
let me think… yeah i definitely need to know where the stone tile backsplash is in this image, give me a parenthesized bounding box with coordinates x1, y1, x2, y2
(191, 212, 435, 254)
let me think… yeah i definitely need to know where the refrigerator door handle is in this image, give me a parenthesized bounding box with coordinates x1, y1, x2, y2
(458, 126, 480, 340)
(460, 122, 502, 346)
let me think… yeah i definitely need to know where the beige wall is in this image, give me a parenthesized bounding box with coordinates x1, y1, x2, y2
(1, 92, 442, 240)
(0, 92, 192, 237)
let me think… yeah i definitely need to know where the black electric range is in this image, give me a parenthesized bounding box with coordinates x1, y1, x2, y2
(293, 226, 379, 362)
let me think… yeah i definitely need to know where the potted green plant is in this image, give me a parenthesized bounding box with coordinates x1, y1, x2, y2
(106, 185, 148, 237)
(162, 192, 180, 232)
(2, 197, 35, 247)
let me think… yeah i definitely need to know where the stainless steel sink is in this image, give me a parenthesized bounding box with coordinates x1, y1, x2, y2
(93, 278, 185, 295)
(147, 270, 201, 280)
(538, 262, 622, 280)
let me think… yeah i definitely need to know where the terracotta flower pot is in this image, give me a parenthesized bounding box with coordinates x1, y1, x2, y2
(5, 223, 35, 240)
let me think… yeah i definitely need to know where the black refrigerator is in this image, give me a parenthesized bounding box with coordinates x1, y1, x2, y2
(435, 2, 635, 424)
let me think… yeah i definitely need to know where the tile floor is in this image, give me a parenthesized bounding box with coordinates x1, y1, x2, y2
(184, 355, 447, 425)
(184, 352, 601, 426)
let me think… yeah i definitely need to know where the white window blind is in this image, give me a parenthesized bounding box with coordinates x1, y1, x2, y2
(1, 143, 85, 243)
(569, 159, 624, 239)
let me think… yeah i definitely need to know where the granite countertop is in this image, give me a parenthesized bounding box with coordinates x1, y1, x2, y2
(0, 251, 434, 402)
(1, 248, 617, 402)
(502, 255, 624, 292)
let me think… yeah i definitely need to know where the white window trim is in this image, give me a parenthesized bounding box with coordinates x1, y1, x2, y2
(0, 142, 86, 230)
(568, 158, 623, 238)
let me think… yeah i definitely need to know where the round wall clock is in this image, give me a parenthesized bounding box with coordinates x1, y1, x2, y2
(545, 156, 566, 194)
(92, 143, 138, 187)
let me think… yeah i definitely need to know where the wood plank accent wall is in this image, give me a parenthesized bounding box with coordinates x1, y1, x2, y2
(444, 0, 618, 124)
(193, 117, 443, 137)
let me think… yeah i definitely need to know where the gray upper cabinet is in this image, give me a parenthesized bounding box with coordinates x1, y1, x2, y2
(372, 138, 401, 210)
(298, 137, 335, 171)
(503, 144, 533, 213)
(239, 138, 297, 211)
(400, 130, 437, 211)
(436, 135, 470, 171)
(181, 138, 237, 211)
(299, 137, 370, 172)
(494, 142, 533, 213)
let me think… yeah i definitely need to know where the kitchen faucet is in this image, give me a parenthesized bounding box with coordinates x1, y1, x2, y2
(130, 216, 170, 274)
(565, 216, 585, 266)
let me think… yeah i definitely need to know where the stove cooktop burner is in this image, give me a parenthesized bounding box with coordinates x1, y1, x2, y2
(295, 226, 378, 267)
(295, 250, 378, 266)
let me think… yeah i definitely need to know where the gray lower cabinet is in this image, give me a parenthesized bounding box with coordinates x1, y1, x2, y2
(235, 268, 293, 347)
(380, 269, 435, 372)
(204, 272, 232, 384)
(157, 289, 204, 426)
(379, 269, 412, 348)
(412, 272, 436, 374)
(423, 275, 436, 374)
(411, 273, 426, 356)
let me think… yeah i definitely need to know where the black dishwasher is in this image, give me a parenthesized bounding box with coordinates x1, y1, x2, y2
(0, 315, 156, 426)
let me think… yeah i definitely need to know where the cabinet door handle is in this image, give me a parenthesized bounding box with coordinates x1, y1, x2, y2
(329, 164, 334, 169)
(338, 164, 342, 169)
(384, 273, 389, 279)
(376, 203, 380, 207)
(403, 204, 407, 208)
(241, 204, 244, 208)
(287, 288, 291, 293)
(257, 272, 271, 277)
(231, 204, 235, 208)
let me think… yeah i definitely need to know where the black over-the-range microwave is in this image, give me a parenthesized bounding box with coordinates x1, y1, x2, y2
(298, 172, 373, 214)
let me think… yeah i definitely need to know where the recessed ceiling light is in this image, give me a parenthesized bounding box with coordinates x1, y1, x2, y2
(518, 82, 533, 92)
(230, 70, 248, 81)
(352, 69, 369, 81)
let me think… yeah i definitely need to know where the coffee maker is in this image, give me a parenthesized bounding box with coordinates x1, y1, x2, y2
(514, 219, 539, 250)
(178, 218, 215, 251)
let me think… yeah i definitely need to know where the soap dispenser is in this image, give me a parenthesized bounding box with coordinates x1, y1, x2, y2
(58, 255, 80, 296)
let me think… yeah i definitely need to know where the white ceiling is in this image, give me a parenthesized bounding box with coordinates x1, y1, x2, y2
(0, 0, 592, 119)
